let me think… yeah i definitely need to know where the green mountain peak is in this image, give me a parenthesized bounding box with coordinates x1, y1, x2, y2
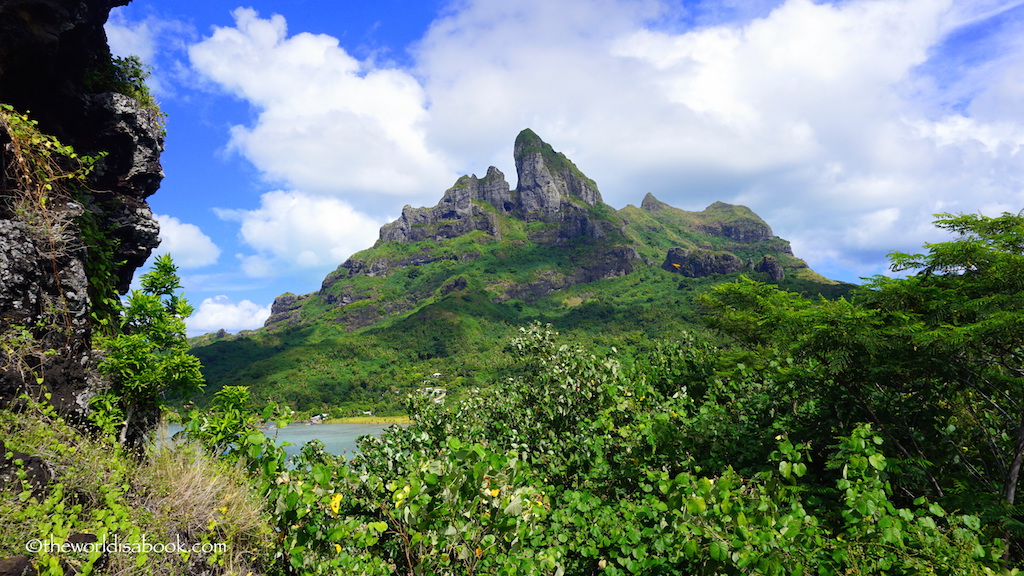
(192, 130, 853, 412)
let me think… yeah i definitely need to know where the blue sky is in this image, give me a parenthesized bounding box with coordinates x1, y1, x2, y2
(105, 0, 1024, 336)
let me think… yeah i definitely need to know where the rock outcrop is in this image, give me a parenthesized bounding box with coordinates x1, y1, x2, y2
(662, 248, 746, 277)
(696, 202, 774, 243)
(753, 255, 786, 282)
(376, 129, 610, 250)
(661, 249, 789, 281)
(379, 167, 511, 244)
(263, 293, 311, 327)
(512, 128, 601, 215)
(640, 192, 669, 212)
(0, 0, 164, 422)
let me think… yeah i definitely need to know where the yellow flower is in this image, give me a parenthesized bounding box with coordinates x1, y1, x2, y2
(335, 544, 342, 554)
(475, 547, 483, 558)
(330, 493, 342, 515)
(489, 488, 500, 497)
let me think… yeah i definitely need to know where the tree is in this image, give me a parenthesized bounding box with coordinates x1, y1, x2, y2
(92, 254, 204, 451)
(870, 212, 1024, 544)
(699, 210, 1024, 558)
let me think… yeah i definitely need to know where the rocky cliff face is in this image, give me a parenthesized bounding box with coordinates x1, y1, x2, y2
(512, 128, 601, 215)
(0, 0, 164, 421)
(261, 129, 837, 333)
(379, 167, 511, 244)
(377, 129, 609, 248)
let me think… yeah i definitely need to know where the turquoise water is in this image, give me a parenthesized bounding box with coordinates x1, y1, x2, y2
(160, 422, 397, 457)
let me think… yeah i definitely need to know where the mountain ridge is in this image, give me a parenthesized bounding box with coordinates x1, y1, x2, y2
(191, 129, 851, 412)
(258, 128, 834, 331)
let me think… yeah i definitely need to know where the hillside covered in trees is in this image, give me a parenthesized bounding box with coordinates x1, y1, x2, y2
(1, 0, 1022, 574)
(190, 129, 853, 415)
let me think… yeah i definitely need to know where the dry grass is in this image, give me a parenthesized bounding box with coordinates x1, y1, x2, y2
(115, 444, 273, 575)
(0, 406, 272, 575)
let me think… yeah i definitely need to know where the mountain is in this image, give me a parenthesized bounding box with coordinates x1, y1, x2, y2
(191, 129, 852, 414)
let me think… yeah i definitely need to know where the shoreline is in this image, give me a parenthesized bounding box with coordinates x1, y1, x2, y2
(322, 415, 412, 425)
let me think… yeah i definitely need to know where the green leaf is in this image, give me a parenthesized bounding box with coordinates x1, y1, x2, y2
(779, 461, 792, 479)
(709, 540, 727, 562)
(686, 496, 707, 514)
(867, 453, 886, 471)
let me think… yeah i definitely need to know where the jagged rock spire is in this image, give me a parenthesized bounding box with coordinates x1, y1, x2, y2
(513, 129, 601, 215)
(377, 129, 608, 244)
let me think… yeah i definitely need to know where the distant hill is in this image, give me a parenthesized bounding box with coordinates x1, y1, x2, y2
(190, 129, 854, 414)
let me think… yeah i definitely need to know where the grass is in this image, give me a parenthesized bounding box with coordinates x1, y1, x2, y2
(0, 401, 272, 575)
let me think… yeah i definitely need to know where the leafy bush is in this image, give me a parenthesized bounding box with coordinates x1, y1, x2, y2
(92, 255, 204, 451)
(179, 319, 1010, 575)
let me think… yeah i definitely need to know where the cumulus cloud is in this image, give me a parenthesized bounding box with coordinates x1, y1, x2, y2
(184, 0, 1024, 283)
(105, 10, 195, 97)
(153, 214, 221, 269)
(106, 11, 158, 62)
(187, 295, 271, 336)
(188, 8, 457, 209)
(418, 0, 1024, 278)
(215, 190, 383, 278)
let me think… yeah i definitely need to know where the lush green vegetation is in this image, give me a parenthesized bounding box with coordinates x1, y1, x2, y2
(92, 255, 204, 451)
(84, 55, 164, 118)
(1, 257, 269, 575)
(191, 197, 853, 417)
(0, 397, 271, 575)
(164, 211, 1024, 574)
(6, 207, 1024, 574)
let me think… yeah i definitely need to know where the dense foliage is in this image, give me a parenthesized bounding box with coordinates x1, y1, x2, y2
(699, 211, 1024, 558)
(187, 319, 1007, 575)
(172, 211, 1024, 575)
(191, 183, 854, 417)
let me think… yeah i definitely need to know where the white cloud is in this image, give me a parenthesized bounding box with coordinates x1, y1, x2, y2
(183, 0, 1024, 283)
(215, 190, 383, 278)
(106, 11, 158, 62)
(188, 8, 457, 209)
(105, 10, 195, 97)
(153, 214, 221, 268)
(187, 295, 271, 335)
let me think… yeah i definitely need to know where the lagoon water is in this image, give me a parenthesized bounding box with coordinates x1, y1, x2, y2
(160, 422, 396, 457)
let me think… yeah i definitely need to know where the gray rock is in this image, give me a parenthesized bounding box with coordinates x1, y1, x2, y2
(641, 193, 668, 211)
(662, 247, 745, 277)
(0, 0, 165, 435)
(263, 293, 311, 327)
(753, 255, 786, 282)
(513, 128, 602, 217)
(378, 167, 510, 244)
